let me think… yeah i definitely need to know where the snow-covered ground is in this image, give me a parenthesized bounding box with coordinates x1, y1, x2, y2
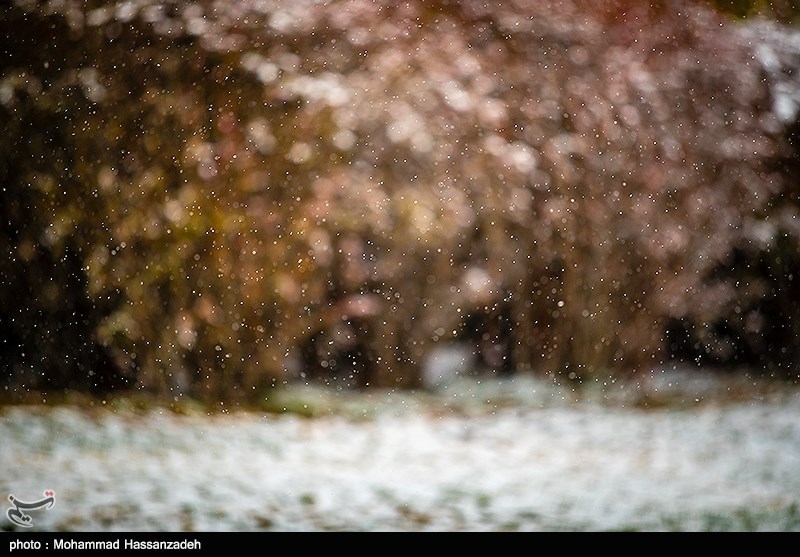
(1, 368, 799, 532)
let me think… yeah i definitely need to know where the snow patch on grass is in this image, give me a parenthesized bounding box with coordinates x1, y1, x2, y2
(1, 371, 799, 531)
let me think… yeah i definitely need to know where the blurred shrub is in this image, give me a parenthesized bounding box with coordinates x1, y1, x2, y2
(1, 0, 798, 401)
(710, 0, 800, 23)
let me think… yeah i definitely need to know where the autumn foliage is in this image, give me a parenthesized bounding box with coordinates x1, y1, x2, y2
(2, 0, 799, 401)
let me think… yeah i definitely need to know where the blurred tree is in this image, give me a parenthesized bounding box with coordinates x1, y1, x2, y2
(1, 0, 798, 403)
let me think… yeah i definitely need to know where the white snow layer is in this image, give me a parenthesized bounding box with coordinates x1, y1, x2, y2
(1, 371, 799, 532)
